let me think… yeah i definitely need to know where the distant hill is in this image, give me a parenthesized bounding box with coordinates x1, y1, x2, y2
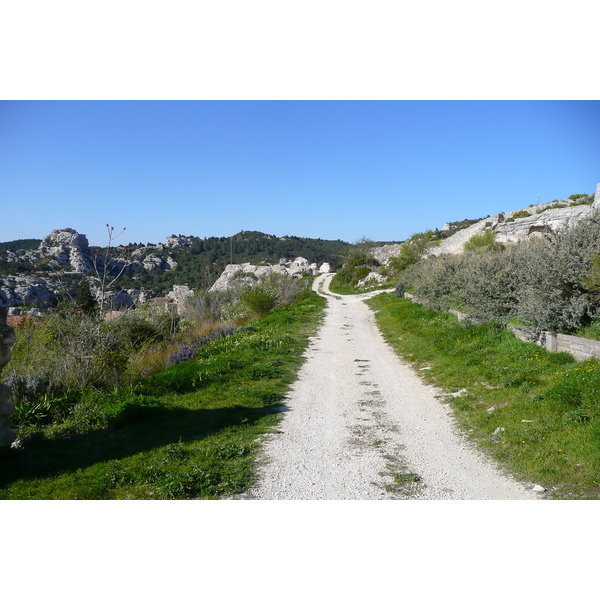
(116, 230, 352, 293)
(0, 230, 353, 296)
(0, 239, 41, 252)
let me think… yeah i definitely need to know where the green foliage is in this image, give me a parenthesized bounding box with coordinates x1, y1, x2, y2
(0, 292, 326, 499)
(511, 210, 531, 220)
(116, 231, 350, 295)
(329, 239, 384, 293)
(463, 229, 503, 252)
(582, 255, 600, 302)
(241, 289, 277, 317)
(389, 229, 442, 273)
(400, 217, 600, 333)
(0, 239, 41, 252)
(76, 278, 98, 316)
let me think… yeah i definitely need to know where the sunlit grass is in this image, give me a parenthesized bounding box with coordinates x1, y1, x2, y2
(0, 294, 326, 499)
(367, 294, 600, 499)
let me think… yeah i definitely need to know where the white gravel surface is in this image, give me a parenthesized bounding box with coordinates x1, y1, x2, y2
(245, 274, 538, 500)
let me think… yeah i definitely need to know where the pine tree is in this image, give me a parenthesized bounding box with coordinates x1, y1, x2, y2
(77, 278, 98, 316)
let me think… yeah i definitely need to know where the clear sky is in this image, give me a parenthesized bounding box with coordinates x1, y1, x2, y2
(1, 100, 599, 247)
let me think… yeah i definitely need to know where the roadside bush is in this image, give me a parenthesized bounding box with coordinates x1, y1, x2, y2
(515, 219, 600, 332)
(399, 217, 600, 333)
(400, 254, 467, 312)
(331, 244, 381, 291)
(183, 288, 238, 323)
(242, 288, 277, 316)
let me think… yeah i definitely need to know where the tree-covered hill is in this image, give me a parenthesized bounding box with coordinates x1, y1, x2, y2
(0, 239, 41, 252)
(117, 231, 351, 293)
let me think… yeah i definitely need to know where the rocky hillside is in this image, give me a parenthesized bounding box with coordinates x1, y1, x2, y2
(0, 229, 350, 312)
(429, 185, 600, 256)
(331, 183, 600, 292)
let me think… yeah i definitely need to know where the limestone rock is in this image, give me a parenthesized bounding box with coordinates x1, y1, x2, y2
(0, 276, 58, 309)
(356, 272, 386, 288)
(39, 228, 95, 272)
(142, 253, 176, 271)
(209, 257, 318, 292)
(167, 285, 195, 314)
(371, 244, 402, 266)
(165, 235, 196, 248)
(97, 290, 135, 310)
(429, 187, 600, 257)
(494, 204, 591, 244)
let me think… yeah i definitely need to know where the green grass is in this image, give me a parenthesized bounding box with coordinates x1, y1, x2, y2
(0, 294, 326, 499)
(367, 294, 600, 499)
(329, 274, 393, 295)
(575, 317, 600, 342)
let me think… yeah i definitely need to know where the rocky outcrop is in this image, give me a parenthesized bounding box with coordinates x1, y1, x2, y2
(209, 257, 319, 292)
(429, 183, 600, 256)
(39, 228, 96, 272)
(142, 253, 178, 271)
(494, 204, 592, 244)
(357, 272, 387, 288)
(0, 276, 58, 309)
(167, 285, 195, 314)
(371, 244, 402, 266)
(0, 308, 16, 448)
(165, 235, 196, 248)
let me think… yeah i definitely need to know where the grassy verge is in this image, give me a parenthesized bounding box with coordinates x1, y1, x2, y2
(329, 274, 393, 295)
(367, 294, 600, 499)
(0, 293, 326, 499)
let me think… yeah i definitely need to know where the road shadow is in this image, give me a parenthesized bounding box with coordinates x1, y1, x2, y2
(0, 403, 282, 491)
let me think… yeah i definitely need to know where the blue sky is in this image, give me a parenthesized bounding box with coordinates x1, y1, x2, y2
(1, 100, 599, 247)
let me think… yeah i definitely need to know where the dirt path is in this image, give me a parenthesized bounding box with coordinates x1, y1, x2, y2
(245, 273, 537, 500)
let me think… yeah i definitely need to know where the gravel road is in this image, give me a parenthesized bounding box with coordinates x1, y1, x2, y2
(245, 273, 538, 500)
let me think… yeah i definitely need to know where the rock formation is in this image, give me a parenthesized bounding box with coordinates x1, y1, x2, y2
(165, 235, 196, 248)
(0, 276, 58, 309)
(39, 228, 96, 272)
(429, 184, 600, 257)
(370, 244, 403, 266)
(167, 285, 195, 314)
(209, 257, 319, 292)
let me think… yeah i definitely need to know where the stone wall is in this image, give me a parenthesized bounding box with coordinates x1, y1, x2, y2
(543, 331, 600, 361)
(0, 307, 16, 448)
(405, 293, 600, 363)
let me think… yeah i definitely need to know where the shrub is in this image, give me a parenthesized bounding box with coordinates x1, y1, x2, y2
(241, 288, 277, 317)
(399, 216, 600, 333)
(390, 230, 442, 273)
(516, 219, 600, 332)
(463, 229, 503, 252)
(511, 210, 531, 220)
